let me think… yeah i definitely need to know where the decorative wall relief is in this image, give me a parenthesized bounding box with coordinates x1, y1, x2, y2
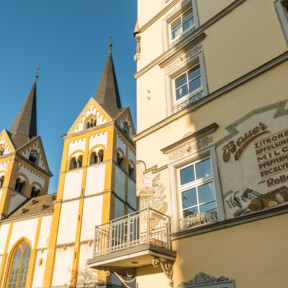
(137, 161, 168, 214)
(216, 100, 288, 219)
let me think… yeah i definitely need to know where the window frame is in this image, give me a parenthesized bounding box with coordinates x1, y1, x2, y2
(275, 0, 288, 45)
(163, 0, 199, 50)
(169, 145, 224, 233)
(166, 52, 209, 115)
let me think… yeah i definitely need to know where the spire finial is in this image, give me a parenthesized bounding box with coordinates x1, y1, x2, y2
(35, 66, 40, 81)
(109, 35, 113, 52)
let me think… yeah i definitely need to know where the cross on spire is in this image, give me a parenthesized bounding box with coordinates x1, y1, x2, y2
(35, 66, 40, 80)
(109, 35, 113, 52)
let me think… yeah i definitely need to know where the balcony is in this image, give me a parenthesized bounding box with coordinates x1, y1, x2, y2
(87, 208, 176, 275)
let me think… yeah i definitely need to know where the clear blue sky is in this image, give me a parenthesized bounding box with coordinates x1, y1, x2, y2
(0, 0, 137, 193)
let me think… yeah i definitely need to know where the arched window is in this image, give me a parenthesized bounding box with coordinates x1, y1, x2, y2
(31, 186, 40, 198)
(123, 122, 129, 135)
(128, 163, 135, 180)
(77, 155, 83, 168)
(97, 150, 104, 163)
(69, 157, 77, 170)
(90, 151, 97, 164)
(29, 150, 38, 164)
(0, 146, 4, 156)
(6, 240, 31, 288)
(86, 117, 97, 129)
(0, 176, 4, 188)
(117, 152, 124, 170)
(15, 178, 26, 194)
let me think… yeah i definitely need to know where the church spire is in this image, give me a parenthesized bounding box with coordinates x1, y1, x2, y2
(10, 76, 37, 148)
(94, 44, 122, 118)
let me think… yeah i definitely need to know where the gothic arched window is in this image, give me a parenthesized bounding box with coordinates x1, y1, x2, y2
(86, 117, 97, 129)
(29, 150, 38, 164)
(117, 151, 124, 170)
(128, 163, 135, 180)
(6, 240, 31, 288)
(69, 157, 77, 170)
(0, 145, 4, 156)
(31, 186, 41, 198)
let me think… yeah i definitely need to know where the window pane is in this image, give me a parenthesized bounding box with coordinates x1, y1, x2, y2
(198, 182, 215, 204)
(183, 8, 193, 22)
(180, 165, 195, 185)
(171, 17, 181, 31)
(188, 66, 200, 81)
(176, 85, 188, 100)
(18, 245, 31, 288)
(189, 77, 201, 93)
(175, 73, 187, 89)
(183, 17, 194, 32)
(182, 188, 197, 209)
(196, 158, 212, 179)
(172, 27, 182, 39)
(8, 247, 21, 288)
(200, 201, 217, 213)
(183, 206, 198, 217)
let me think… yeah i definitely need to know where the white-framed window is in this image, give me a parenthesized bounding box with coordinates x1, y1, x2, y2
(170, 7, 195, 42)
(169, 147, 224, 232)
(275, 0, 288, 45)
(163, 0, 199, 49)
(174, 64, 202, 102)
(167, 52, 208, 114)
(178, 158, 216, 218)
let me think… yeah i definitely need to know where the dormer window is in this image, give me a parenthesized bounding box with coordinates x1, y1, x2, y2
(15, 178, 26, 194)
(29, 150, 38, 164)
(0, 176, 4, 188)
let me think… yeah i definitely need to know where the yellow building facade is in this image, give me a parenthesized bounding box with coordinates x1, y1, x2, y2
(0, 48, 136, 288)
(88, 1, 288, 288)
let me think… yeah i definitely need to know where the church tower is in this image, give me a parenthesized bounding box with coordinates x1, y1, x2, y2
(0, 75, 52, 219)
(43, 45, 137, 287)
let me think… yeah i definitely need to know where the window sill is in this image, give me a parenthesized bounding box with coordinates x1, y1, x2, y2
(172, 203, 288, 241)
(169, 26, 196, 48)
(174, 89, 204, 113)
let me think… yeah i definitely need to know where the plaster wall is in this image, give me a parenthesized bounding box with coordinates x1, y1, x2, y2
(77, 243, 98, 285)
(172, 214, 288, 288)
(68, 138, 86, 158)
(8, 192, 27, 215)
(137, 0, 162, 28)
(18, 163, 45, 188)
(32, 249, 48, 288)
(136, 265, 169, 288)
(62, 169, 83, 200)
(89, 131, 108, 151)
(80, 196, 103, 241)
(128, 147, 136, 165)
(38, 215, 52, 249)
(57, 201, 79, 245)
(0, 135, 11, 154)
(8, 218, 38, 251)
(116, 134, 127, 156)
(52, 246, 74, 286)
(0, 224, 9, 254)
(85, 165, 105, 196)
(115, 166, 126, 201)
(0, 160, 9, 172)
(136, 62, 288, 168)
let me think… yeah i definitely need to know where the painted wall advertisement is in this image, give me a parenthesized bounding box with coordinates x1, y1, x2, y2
(216, 101, 288, 219)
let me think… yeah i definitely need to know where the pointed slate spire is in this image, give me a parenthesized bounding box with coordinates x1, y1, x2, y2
(94, 43, 122, 118)
(10, 77, 37, 148)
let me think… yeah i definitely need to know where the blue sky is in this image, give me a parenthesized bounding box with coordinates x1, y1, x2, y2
(0, 0, 137, 193)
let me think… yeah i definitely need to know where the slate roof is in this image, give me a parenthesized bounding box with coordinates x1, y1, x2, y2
(8, 193, 56, 219)
(94, 46, 122, 118)
(10, 80, 37, 149)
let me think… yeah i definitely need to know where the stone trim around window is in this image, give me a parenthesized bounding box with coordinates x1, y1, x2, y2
(275, 0, 288, 45)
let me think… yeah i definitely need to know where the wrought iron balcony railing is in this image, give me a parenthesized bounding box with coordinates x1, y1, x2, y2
(93, 208, 172, 257)
(179, 208, 218, 231)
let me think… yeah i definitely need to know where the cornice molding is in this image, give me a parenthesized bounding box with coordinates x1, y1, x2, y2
(134, 0, 246, 80)
(133, 51, 288, 142)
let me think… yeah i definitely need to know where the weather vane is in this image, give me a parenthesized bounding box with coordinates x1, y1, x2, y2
(109, 34, 113, 51)
(35, 66, 40, 80)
